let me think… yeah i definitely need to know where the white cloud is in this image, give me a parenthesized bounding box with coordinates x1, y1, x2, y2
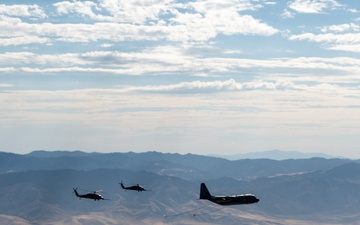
(281, 9, 295, 18)
(289, 32, 360, 52)
(0, 4, 46, 18)
(187, 0, 264, 13)
(0, 36, 50, 46)
(0, 83, 13, 87)
(120, 78, 359, 97)
(127, 79, 303, 93)
(173, 0, 278, 37)
(0, 67, 16, 73)
(1, 49, 360, 76)
(98, 0, 174, 24)
(321, 23, 360, 33)
(0, 10, 277, 45)
(0, 16, 151, 43)
(53, 0, 175, 24)
(0, 52, 85, 67)
(348, 8, 359, 13)
(287, 0, 341, 14)
(100, 43, 114, 48)
(53, 1, 112, 21)
(327, 44, 360, 53)
(265, 1, 276, 5)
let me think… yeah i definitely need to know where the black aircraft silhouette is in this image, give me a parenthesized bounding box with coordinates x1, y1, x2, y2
(73, 188, 106, 201)
(199, 183, 259, 205)
(120, 181, 148, 192)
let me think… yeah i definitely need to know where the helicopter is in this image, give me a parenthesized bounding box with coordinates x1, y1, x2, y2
(199, 183, 259, 205)
(73, 188, 107, 201)
(120, 181, 149, 192)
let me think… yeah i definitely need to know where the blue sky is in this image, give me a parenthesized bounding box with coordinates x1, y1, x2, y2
(1, 0, 360, 158)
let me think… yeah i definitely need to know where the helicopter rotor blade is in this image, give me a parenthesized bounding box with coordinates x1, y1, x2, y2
(79, 188, 103, 193)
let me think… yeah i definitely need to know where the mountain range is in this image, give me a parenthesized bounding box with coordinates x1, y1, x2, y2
(1, 150, 360, 224)
(209, 149, 340, 160)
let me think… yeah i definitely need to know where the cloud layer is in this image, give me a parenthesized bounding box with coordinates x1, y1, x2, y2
(1, 0, 360, 158)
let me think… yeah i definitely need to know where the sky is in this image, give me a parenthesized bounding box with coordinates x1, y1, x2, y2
(0, 0, 359, 158)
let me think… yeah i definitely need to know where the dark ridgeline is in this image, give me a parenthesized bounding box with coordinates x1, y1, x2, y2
(2, 150, 353, 179)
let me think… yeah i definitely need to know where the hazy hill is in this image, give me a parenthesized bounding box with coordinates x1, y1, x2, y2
(0, 151, 353, 180)
(1, 151, 360, 224)
(210, 150, 339, 160)
(2, 164, 360, 224)
(28, 150, 96, 158)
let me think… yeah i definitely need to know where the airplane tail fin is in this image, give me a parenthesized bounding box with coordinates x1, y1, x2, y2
(200, 183, 212, 200)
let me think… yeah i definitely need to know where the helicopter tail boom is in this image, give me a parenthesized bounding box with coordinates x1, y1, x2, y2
(120, 182, 126, 189)
(73, 188, 81, 197)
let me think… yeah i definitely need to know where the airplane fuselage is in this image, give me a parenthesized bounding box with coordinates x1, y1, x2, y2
(210, 194, 259, 205)
(199, 183, 259, 206)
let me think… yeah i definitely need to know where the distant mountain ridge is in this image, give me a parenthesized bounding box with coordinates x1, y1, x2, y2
(0, 150, 353, 181)
(27, 150, 98, 158)
(1, 150, 360, 224)
(209, 149, 340, 160)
